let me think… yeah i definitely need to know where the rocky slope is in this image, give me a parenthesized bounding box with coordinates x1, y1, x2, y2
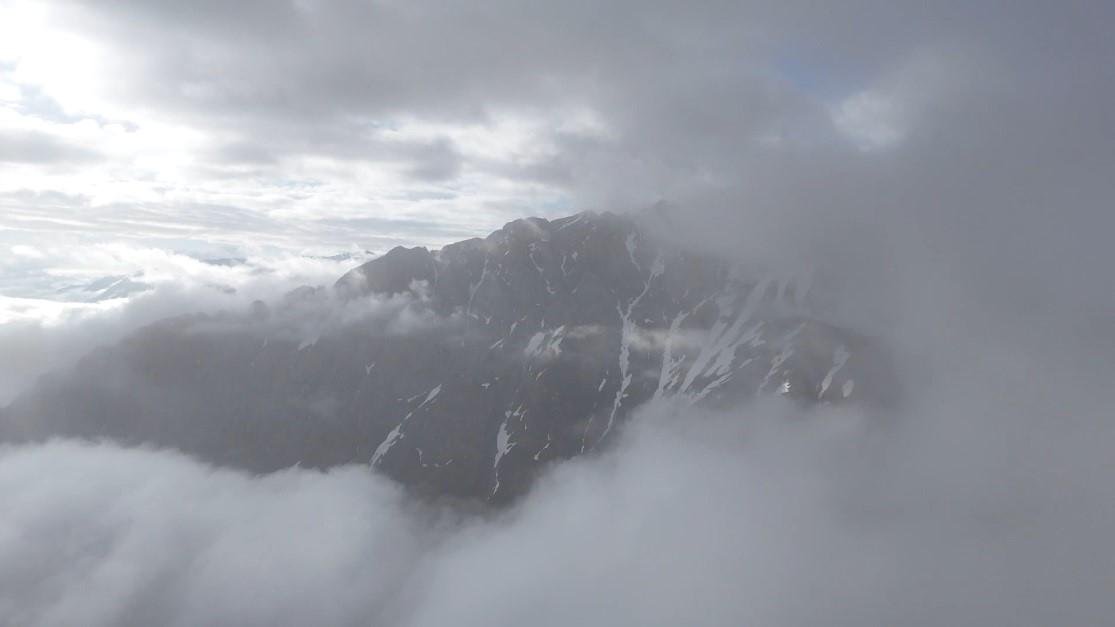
(1, 211, 890, 503)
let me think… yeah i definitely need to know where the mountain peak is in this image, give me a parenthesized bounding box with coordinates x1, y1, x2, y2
(2, 210, 888, 504)
(337, 245, 436, 296)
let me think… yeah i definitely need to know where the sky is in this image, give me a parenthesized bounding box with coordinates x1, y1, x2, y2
(3, 1, 1110, 307)
(0, 1, 1107, 297)
(1, 1, 1114, 624)
(4, 0, 1110, 369)
(0, 0, 972, 302)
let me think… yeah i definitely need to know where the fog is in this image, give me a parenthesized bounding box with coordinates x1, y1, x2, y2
(0, 249, 373, 404)
(3, 383, 1112, 626)
(2, 0, 1114, 625)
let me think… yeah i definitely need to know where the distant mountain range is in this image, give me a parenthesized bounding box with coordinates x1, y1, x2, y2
(54, 274, 153, 302)
(43, 251, 376, 303)
(1, 211, 892, 503)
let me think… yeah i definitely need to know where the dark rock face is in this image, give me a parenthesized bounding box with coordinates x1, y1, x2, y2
(1, 211, 890, 503)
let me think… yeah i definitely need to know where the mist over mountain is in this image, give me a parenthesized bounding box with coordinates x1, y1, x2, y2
(2, 0, 1114, 625)
(1, 210, 891, 503)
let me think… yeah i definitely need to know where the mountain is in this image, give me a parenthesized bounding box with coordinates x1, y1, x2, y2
(55, 274, 152, 302)
(0, 211, 892, 503)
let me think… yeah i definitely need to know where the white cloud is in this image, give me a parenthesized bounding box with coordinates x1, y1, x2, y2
(2, 389, 1112, 626)
(0, 242, 377, 403)
(0, 441, 425, 627)
(831, 90, 903, 151)
(9, 244, 44, 259)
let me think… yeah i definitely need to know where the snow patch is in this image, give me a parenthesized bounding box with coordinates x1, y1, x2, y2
(819, 345, 850, 398)
(371, 417, 408, 467)
(492, 411, 519, 496)
(681, 281, 770, 399)
(466, 257, 491, 320)
(625, 232, 640, 272)
(418, 385, 441, 408)
(653, 311, 690, 400)
(525, 332, 546, 357)
(842, 379, 855, 398)
(592, 253, 663, 449)
(524, 326, 565, 360)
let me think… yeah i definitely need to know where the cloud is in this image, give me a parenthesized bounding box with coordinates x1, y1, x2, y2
(0, 2, 1113, 624)
(3, 0, 1108, 271)
(0, 242, 380, 404)
(830, 90, 903, 151)
(0, 440, 426, 627)
(0, 129, 101, 164)
(2, 385, 1112, 626)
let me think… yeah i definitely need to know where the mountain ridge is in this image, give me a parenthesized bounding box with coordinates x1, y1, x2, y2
(0, 210, 890, 503)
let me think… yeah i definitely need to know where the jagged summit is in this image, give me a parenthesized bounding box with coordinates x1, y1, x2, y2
(336, 210, 625, 294)
(337, 244, 438, 296)
(0, 210, 888, 503)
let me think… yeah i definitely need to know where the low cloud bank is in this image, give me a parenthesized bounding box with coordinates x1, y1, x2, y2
(0, 247, 379, 404)
(2, 372, 1111, 626)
